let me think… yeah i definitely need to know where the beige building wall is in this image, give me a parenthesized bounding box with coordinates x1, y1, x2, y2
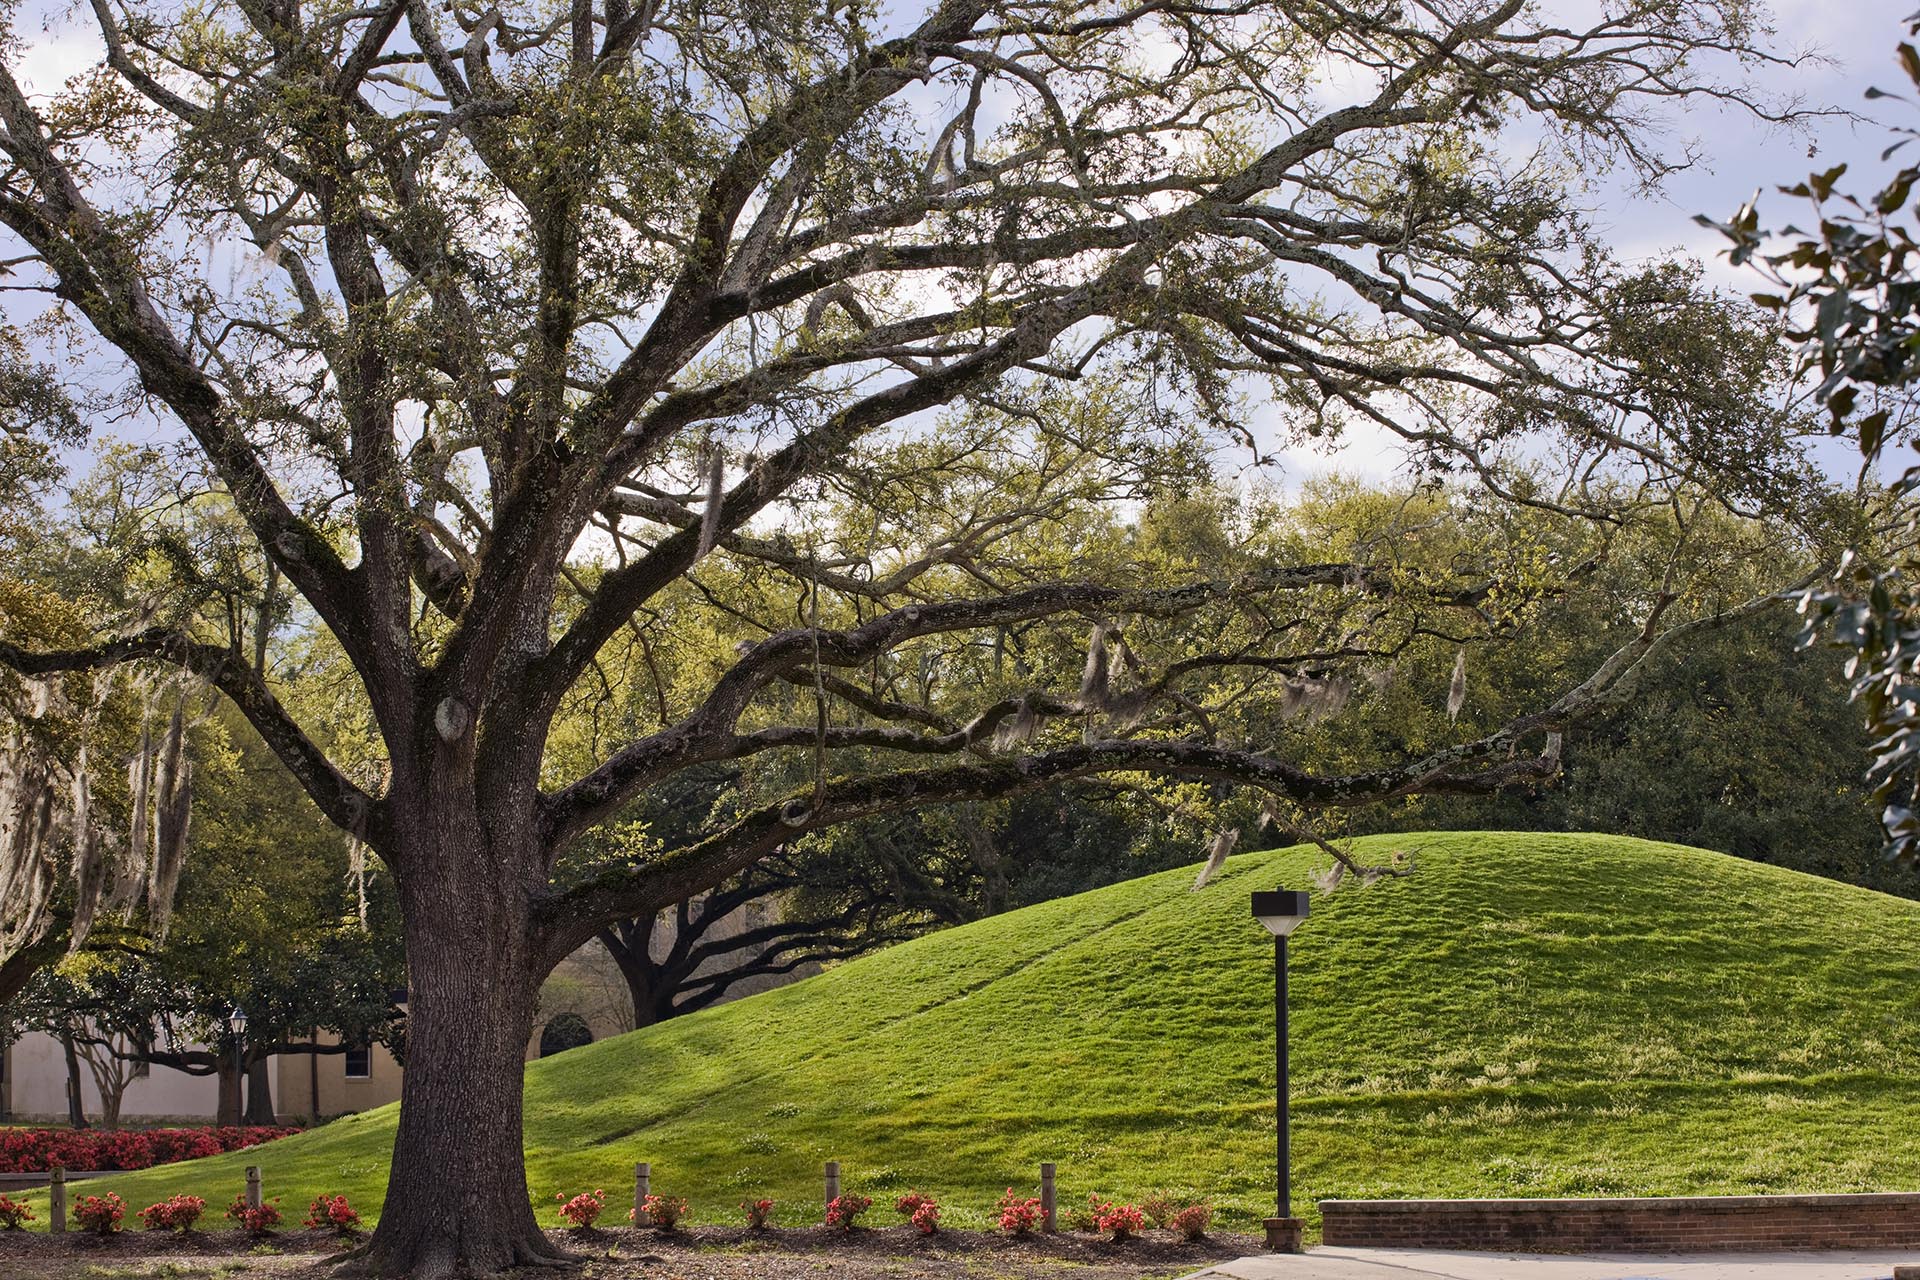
(276, 1033, 404, 1121)
(3, 896, 828, 1125)
(1, 1031, 269, 1123)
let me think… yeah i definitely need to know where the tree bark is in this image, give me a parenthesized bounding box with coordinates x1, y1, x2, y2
(77, 1037, 131, 1129)
(214, 1052, 240, 1126)
(344, 784, 567, 1279)
(0, 935, 63, 1009)
(618, 954, 668, 1031)
(601, 921, 671, 1031)
(59, 1032, 87, 1130)
(244, 1053, 277, 1125)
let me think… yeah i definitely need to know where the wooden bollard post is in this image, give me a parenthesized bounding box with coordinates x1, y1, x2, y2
(1040, 1163, 1056, 1233)
(245, 1166, 263, 1211)
(824, 1161, 841, 1218)
(634, 1162, 651, 1225)
(48, 1167, 66, 1234)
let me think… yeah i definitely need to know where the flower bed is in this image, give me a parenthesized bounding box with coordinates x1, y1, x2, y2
(0, 1126, 301, 1173)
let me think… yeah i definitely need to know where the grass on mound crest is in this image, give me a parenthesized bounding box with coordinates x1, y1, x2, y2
(48, 832, 1920, 1236)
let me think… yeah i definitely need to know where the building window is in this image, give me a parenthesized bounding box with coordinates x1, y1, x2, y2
(344, 1043, 371, 1079)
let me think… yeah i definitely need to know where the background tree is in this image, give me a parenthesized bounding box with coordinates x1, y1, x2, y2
(0, 460, 210, 1007)
(568, 767, 968, 1029)
(6, 697, 406, 1125)
(0, 0, 1836, 1273)
(1275, 483, 1898, 889)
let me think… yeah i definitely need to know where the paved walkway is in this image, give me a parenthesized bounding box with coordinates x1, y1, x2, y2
(1181, 1247, 1919, 1280)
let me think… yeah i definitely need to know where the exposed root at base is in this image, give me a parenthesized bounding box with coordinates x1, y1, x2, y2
(323, 1230, 578, 1278)
(327, 1241, 374, 1270)
(511, 1240, 585, 1269)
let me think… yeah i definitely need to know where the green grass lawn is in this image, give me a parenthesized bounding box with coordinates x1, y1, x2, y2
(38, 832, 1920, 1235)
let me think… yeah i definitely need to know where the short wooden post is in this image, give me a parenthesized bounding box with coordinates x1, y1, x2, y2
(824, 1160, 840, 1217)
(245, 1166, 262, 1211)
(1040, 1162, 1056, 1233)
(48, 1167, 66, 1234)
(634, 1162, 651, 1225)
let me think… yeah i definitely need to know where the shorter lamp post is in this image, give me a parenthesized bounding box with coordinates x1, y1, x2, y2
(227, 1005, 247, 1122)
(1251, 889, 1309, 1253)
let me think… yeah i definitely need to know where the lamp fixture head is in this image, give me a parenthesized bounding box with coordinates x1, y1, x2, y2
(1251, 889, 1310, 937)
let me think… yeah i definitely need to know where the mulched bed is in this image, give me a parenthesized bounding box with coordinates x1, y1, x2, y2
(0, 1222, 1259, 1278)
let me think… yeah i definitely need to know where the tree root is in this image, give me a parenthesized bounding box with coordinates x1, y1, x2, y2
(509, 1240, 585, 1269)
(322, 1230, 582, 1278)
(326, 1241, 374, 1271)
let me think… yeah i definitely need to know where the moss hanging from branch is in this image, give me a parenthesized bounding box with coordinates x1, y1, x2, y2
(0, 668, 197, 979)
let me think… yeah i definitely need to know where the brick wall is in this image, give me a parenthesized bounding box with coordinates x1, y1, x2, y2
(1319, 1193, 1920, 1252)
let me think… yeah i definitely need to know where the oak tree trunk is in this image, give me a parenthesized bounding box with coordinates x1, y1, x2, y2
(608, 943, 669, 1031)
(59, 1033, 87, 1130)
(345, 777, 568, 1279)
(214, 1055, 241, 1126)
(244, 1053, 277, 1126)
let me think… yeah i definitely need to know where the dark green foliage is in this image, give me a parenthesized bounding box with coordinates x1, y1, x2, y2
(1377, 613, 1909, 896)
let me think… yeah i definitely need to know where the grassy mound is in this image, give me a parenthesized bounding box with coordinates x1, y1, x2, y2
(61, 832, 1920, 1233)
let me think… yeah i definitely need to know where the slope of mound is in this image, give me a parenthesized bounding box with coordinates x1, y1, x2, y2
(66, 832, 1920, 1232)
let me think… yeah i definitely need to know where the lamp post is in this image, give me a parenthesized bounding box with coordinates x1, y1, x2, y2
(1251, 889, 1309, 1254)
(227, 1005, 247, 1123)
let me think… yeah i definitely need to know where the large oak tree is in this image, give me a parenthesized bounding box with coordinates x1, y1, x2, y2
(0, 0, 1835, 1272)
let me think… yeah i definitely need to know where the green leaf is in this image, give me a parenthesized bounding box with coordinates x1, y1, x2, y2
(1860, 408, 1891, 459)
(1810, 164, 1850, 201)
(1881, 172, 1917, 214)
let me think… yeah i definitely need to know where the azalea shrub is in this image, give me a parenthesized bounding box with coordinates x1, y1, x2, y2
(1094, 1200, 1145, 1242)
(138, 1194, 206, 1232)
(1168, 1203, 1213, 1242)
(0, 1126, 299, 1173)
(639, 1193, 688, 1229)
(225, 1195, 283, 1235)
(554, 1189, 606, 1229)
(303, 1194, 361, 1233)
(741, 1198, 775, 1230)
(0, 1194, 34, 1230)
(996, 1189, 1043, 1236)
(73, 1192, 126, 1235)
(894, 1190, 940, 1235)
(825, 1192, 872, 1231)
(1067, 1195, 1102, 1233)
(1140, 1192, 1177, 1229)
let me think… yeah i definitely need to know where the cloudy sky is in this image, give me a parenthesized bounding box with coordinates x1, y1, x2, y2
(4, 0, 1907, 489)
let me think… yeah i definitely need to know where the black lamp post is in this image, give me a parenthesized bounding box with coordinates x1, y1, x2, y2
(227, 1005, 247, 1120)
(1251, 889, 1309, 1253)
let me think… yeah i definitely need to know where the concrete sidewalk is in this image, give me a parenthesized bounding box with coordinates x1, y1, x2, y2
(1180, 1247, 1920, 1280)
